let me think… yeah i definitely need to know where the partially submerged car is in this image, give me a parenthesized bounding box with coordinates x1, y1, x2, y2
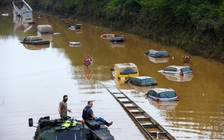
(69, 42, 82, 47)
(158, 65, 193, 76)
(111, 63, 139, 80)
(21, 36, 50, 45)
(145, 88, 179, 102)
(100, 34, 116, 39)
(75, 24, 82, 29)
(144, 49, 169, 58)
(110, 36, 125, 43)
(126, 76, 157, 87)
(37, 24, 53, 34)
(125, 76, 158, 93)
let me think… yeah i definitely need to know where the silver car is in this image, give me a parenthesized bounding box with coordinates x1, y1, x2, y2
(145, 88, 179, 102)
(158, 65, 193, 76)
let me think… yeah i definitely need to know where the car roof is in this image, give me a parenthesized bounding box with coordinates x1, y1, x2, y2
(167, 65, 191, 69)
(132, 76, 154, 79)
(149, 49, 168, 53)
(151, 88, 175, 93)
(114, 63, 137, 68)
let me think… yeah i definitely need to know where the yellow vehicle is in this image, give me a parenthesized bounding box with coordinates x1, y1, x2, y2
(111, 63, 139, 79)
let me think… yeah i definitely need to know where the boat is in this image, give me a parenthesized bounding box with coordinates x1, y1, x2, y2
(110, 36, 125, 43)
(69, 42, 82, 47)
(21, 36, 50, 45)
(100, 34, 116, 39)
(29, 116, 114, 140)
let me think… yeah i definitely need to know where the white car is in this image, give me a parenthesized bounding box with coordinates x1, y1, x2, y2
(145, 88, 179, 102)
(158, 65, 193, 76)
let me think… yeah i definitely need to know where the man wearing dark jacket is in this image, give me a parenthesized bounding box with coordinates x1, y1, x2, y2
(82, 101, 113, 127)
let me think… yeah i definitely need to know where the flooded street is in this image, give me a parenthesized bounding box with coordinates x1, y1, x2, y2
(0, 7, 224, 140)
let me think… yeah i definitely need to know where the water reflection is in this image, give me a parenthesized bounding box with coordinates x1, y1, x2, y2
(13, 17, 33, 32)
(147, 98, 179, 110)
(147, 56, 170, 63)
(84, 67, 92, 80)
(161, 73, 194, 82)
(110, 42, 125, 48)
(23, 43, 49, 50)
(114, 78, 131, 90)
(37, 34, 53, 41)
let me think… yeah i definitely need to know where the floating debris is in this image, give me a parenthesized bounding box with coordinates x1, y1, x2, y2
(1, 13, 9, 16)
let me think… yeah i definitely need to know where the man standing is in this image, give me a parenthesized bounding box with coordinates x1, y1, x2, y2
(82, 101, 113, 127)
(58, 95, 72, 119)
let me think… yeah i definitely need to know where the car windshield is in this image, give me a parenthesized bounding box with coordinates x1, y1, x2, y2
(120, 67, 137, 75)
(181, 67, 193, 72)
(158, 91, 176, 98)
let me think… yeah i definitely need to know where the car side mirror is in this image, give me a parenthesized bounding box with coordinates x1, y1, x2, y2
(28, 118, 33, 127)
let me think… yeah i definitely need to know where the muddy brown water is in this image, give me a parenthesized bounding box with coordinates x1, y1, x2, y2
(0, 8, 223, 140)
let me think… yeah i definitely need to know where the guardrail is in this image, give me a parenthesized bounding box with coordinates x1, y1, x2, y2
(102, 85, 176, 140)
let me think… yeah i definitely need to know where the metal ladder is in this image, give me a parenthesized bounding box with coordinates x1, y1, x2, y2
(103, 85, 175, 140)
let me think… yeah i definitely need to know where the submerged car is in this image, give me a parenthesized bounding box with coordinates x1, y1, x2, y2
(145, 88, 179, 102)
(100, 34, 116, 39)
(158, 65, 193, 76)
(144, 49, 169, 58)
(37, 24, 53, 34)
(126, 76, 157, 87)
(111, 63, 139, 80)
(21, 36, 50, 45)
(69, 42, 82, 47)
(110, 36, 125, 43)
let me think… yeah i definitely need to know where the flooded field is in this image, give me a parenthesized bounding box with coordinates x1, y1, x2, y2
(0, 7, 224, 140)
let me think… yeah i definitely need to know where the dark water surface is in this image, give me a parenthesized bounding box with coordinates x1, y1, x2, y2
(0, 7, 223, 140)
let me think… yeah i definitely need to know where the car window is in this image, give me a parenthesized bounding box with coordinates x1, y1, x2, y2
(165, 91, 176, 98)
(159, 91, 176, 98)
(181, 67, 192, 72)
(143, 78, 156, 84)
(170, 67, 177, 72)
(120, 67, 137, 75)
(148, 90, 156, 97)
(153, 91, 157, 97)
(156, 51, 169, 57)
(132, 78, 139, 85)
(149, 51, 156, 57)
(164, 67, 171, 71)
(158, 93, 167, 98)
